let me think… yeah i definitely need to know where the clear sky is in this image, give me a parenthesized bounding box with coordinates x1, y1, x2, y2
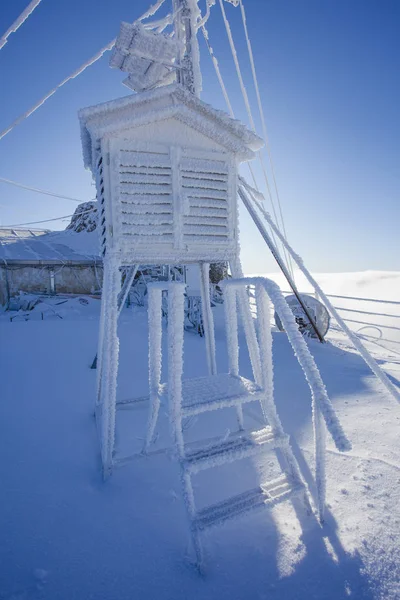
(0, 0, 399, 274)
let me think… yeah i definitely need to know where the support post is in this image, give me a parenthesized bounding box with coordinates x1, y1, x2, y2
(98, 256, 121, 478)
(224, 285, 243, 429)
(199, 262, 217, 376)
(91, 265, 139, 370)
(145, 284, 164, 451)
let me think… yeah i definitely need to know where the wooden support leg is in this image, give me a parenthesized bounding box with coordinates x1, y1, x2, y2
(98, 257, 121, 479)
(95, 274, 107, 400)
(199, 262, 217, 376)
(144, 285, 163, 451)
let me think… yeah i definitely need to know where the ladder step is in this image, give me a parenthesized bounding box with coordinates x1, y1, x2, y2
(181, 373, 264, 417)
(183, 427, 288, 474)
(193, 475, 303, 531)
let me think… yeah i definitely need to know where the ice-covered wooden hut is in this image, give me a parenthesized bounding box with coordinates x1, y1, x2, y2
(79, 83, 263, 264)
(78, 82, 263, 473)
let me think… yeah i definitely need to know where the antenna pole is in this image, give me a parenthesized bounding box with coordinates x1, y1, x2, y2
(173, 0, 202, 96)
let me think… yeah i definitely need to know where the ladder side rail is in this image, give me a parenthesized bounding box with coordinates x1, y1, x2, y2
(260, 273, 349, 523)
(168, 280, 204, 566)
(224, 286, 239, 376)
(230, 257, 262, 385)
(223, 285, 244, 429)
(145, 283, 165, 451)
(255, 283, 314, 514)
(167, 281, 187, 454)
(226, 277, 351, 452)
(254, 285, 282, 433)
(224, 277, 352, 519)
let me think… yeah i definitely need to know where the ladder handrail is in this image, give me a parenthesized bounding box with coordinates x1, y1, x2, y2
(223, 276, 351, 521)
(223, 276, 352, 453)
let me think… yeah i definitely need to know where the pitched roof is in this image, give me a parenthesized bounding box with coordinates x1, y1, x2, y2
(79, 84, 263, 169)
(0, 228, 100, 264)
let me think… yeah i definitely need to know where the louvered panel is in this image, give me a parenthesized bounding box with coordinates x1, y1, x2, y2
(189, 206, 227, 217)
(183, 189, 228, 201)
(121, 214, 173, 225)
(120, 173, 171, 185)
(120, 166, 171, 176)
(181, 152, 230, 245)
(121, 183, 172, 195)
(120, 150, 170, 169)
(184, 224, 228, 235)
(182, 170, 227, 183)
(188, 197, 227, 209)
(185, 215, 227, 227)
(118, 147, 174, 243)
(181, 156, 228, 175)
(121, 203, 172, 215)
(181, 177, 227, 191)
(121, 223, 173, 235)
(121, 195, 172, 205)
(183, 234, 230, 244)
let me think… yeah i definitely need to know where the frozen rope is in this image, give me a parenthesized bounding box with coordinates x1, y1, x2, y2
(238, 0, 295, 279)
(0, 0, 166, 141)
(200, 20, 280, 250)
(200, 23, 234, 117)
(217, 0, 293, 277)
(2, 208, 94, 228)
(248, 188, 400, 404)
(196, 0, 215, 30)
(0, 0, 42, 50)
(0, 176, 85, 203)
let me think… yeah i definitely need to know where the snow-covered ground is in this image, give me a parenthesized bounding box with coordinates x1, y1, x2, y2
(1, 272, 399, 599)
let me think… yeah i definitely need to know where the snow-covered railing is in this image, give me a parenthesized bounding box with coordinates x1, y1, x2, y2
(277, 289, 400, 351)
(223, 277, 352, 520)
(239, 180, 400, 404)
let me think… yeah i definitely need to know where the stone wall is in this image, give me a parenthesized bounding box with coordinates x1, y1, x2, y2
(0, 264, 103, 306)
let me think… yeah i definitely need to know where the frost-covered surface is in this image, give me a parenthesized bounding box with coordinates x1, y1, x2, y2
(79, 83, 263, 169)
(66, 201, 97, 233)
(1, 272, 400, 599)
(0, 227, 99, 262)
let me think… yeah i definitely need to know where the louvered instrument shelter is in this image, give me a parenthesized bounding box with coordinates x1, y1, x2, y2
(79, 84, 263, 263)
(78, 83, 263, 478)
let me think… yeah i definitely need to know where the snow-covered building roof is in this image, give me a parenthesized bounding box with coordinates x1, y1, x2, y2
(79, 83, 263, 170)
(0, 228, 100, 264)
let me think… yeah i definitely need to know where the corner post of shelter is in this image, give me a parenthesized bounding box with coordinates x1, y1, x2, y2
(98, 253, 121, 478)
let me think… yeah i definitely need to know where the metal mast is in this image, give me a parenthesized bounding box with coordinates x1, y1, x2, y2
(173, 0, 202, 97)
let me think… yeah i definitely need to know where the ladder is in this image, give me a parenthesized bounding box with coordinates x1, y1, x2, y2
(145, 278, 351, 568)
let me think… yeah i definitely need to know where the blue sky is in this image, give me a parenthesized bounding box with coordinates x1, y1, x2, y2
(0, 0, 399, 274)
